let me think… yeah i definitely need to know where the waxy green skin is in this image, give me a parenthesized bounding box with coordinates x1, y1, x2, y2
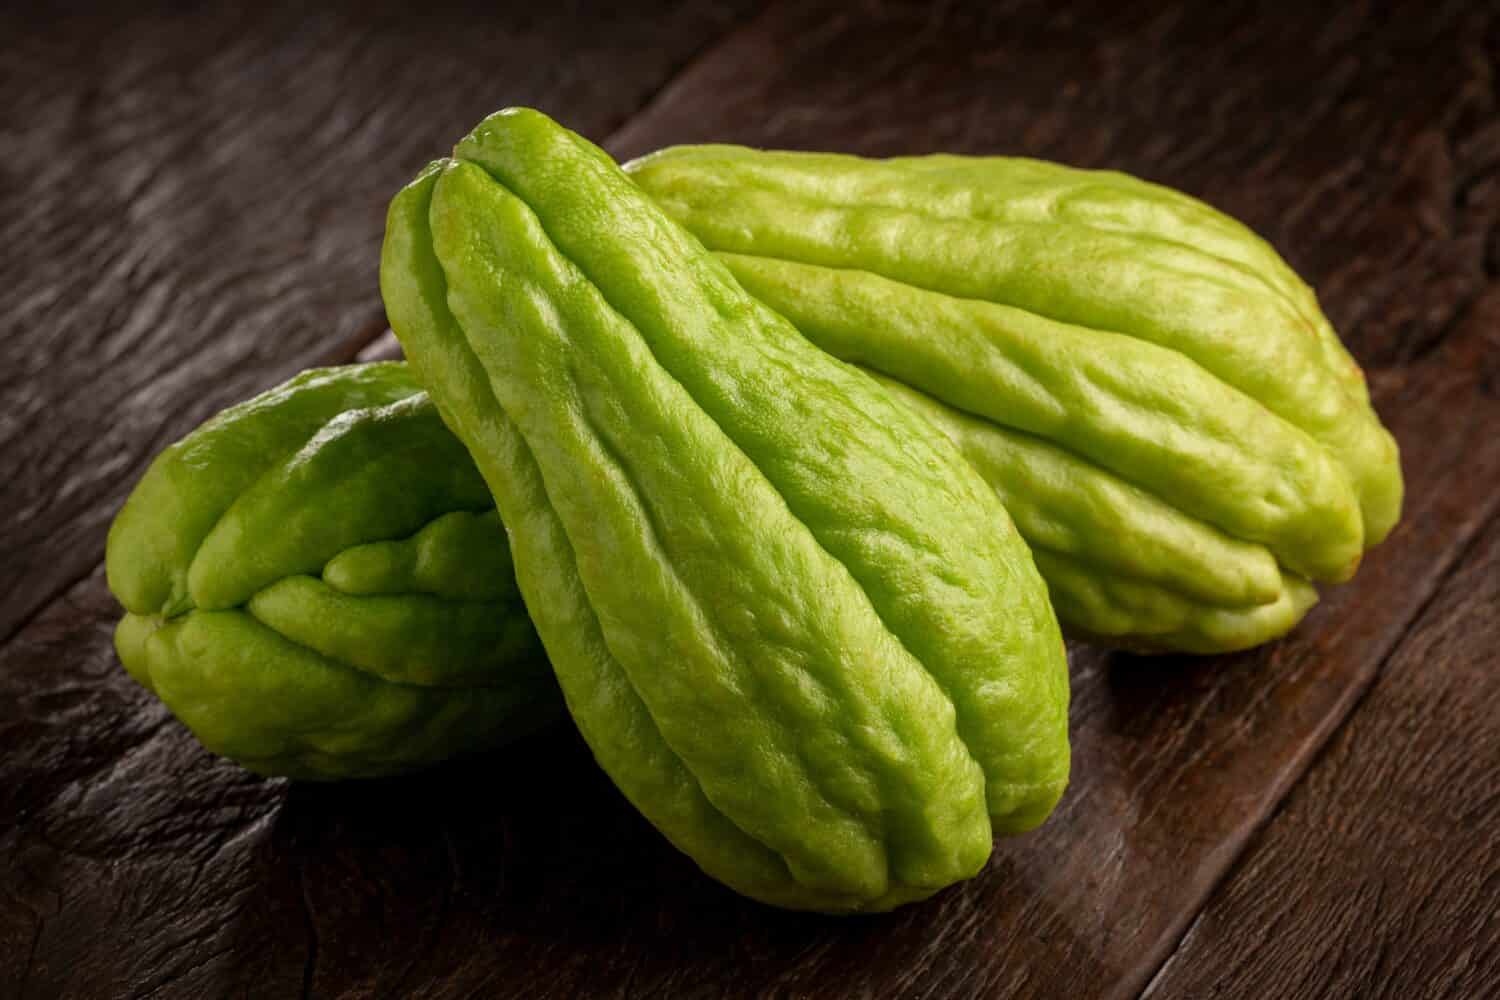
(627, 147, 1404, 653)
(382, 109, 1070, 912)
(106, 363, 559, 780)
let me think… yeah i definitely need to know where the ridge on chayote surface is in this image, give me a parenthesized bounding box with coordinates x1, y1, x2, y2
(106, 363, 561, 779)
(626, 147, 1403, 653)
(382, 108, 1070, 912)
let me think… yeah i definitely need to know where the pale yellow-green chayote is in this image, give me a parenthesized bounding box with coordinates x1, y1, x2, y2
(106, 363, 560, 779)
(382, 109, 1070, 912)
(627, 147, 1403, 653)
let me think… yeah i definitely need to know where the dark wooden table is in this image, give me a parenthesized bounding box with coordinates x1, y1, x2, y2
(4, 3, 1498, 997)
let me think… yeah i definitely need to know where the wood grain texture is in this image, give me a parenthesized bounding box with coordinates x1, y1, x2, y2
(0, 0, 757, 645)
(4, 1, 1500, 998)
(1143, 511, 1500, 1000)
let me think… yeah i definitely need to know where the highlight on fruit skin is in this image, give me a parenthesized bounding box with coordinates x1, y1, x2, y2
(382, 107, 1070, 912)
(106, 363, 560, 780)
(627, 145, 1403, 653)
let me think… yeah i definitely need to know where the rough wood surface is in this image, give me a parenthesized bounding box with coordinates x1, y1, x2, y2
(0, 0, 756, 644)
(4, 2, 1499, 998)
(1144, 512, 1500, 1000)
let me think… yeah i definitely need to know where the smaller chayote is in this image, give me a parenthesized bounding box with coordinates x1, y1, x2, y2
(106, 363, 560, 779)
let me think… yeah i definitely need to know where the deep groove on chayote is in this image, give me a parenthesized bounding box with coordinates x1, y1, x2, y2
(626, 147, 1403, 652)
(382, 108, 1070, 912)
(107, 363, 560, 779)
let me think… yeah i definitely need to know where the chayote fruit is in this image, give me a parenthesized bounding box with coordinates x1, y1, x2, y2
(106, 363, 560, 780)
(627, 147, 1404, 653)
(381, 108, 1070, 912)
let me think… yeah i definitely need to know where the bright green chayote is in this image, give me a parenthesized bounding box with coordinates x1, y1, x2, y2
(627, 147, 1404, 653)
(106, 363, 560, 779)
(381, 108, 1070, 912)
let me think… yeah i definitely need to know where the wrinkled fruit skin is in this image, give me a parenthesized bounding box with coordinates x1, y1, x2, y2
(627, 148, 1404, 653)
(106, 363, 560, 780)
(382, 108, 1070, 912)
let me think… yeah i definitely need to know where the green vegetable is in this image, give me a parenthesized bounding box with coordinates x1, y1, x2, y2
(382, 108, 1069, 912)
(106, 363, 560, 780)
(627, 147, 1403, 653)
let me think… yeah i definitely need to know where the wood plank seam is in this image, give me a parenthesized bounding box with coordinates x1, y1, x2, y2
(601, 0, 785, 159)
(1135, 498, 1500, 1000)
(1138, 501, 1500, 998)
(295, 858, 318, 1000)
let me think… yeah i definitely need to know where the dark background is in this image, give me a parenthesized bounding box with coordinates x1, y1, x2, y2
(2, 2, 1497, 998)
